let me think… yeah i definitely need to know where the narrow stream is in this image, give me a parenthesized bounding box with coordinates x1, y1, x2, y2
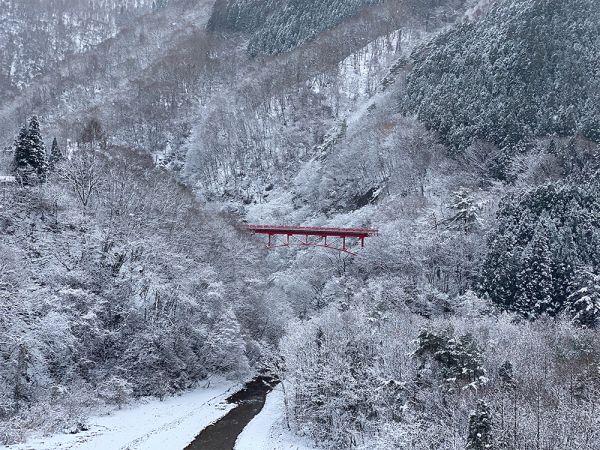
(185, 376, 276, 450)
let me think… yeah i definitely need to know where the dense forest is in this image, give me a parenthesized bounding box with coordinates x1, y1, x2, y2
(209, 0, 383, 55)
(1, 0, 599, 448)
(403, 0, 600, 167)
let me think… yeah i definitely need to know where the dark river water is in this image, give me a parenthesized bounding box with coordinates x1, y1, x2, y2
(185, 377, 275, 450)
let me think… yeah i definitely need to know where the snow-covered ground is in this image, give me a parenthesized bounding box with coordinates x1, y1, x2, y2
(2, 378, 240, 450)
(235, 388, 317, 450)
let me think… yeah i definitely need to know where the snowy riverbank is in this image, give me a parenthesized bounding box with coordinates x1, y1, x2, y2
(1, 378, 239, 450)
(235, 388, 317, 450)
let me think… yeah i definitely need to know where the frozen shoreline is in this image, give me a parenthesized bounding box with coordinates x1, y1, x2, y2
(235, 388, 317, 450)
(2, 378, 239, 450)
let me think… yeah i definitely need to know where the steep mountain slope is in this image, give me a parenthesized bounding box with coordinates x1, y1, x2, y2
(185, 0, 462, 200)
(0, 0, 460, 170)
(2, 0, 600, 448)
(209, 0, 383, 55)
(0, 0, 217, 153)
(0, 0, 155, 101)
(403, 0, 600, 159)
(218, 1, 600, 446)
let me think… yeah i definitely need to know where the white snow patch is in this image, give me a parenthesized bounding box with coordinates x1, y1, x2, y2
(2, 378, 240, 450)
(235, 388, 318, 450)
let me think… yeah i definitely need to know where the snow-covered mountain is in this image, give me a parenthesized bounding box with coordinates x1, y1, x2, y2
(0, 0, 156, 100)
(1, 0, 600, 448)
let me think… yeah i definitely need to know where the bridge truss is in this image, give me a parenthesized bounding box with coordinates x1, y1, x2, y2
(246, 225, 379, 255)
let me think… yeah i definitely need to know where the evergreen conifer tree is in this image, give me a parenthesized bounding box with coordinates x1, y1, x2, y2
(517, 212, 559, 318)
(27, 116, 47, 180)
(415, 329, 485, 385)
(466, 400, 493, 449)
(517, 216, 555, 317)
(446, 188, 479, 231)
(49, 137, 62, 171)
(498, 360, 514, 385)
(13, 117, 48, 183)
(568, 268, 600, 328)
(480, 231, 521, 310)
(552, 226, 578, 305)
(13, 125, 33, 183)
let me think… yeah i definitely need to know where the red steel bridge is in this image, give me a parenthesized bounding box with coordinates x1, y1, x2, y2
(246, 225, 379, 255)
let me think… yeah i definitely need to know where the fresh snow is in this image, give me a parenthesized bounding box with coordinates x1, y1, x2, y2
(235, 388, 317, 450)
(2, 378, 240, 450)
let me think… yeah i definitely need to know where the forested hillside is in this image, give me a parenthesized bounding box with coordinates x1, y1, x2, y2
(0, 121, 277, 443)
(481, 174, 600, 321)
(209, 0, 382, 55)
(1, 0, 600, 448)
(209, 0, 464, 56)
(400, 0, 600, 321)
(0, 0, 156, 101)
(403, 0, 600, 162)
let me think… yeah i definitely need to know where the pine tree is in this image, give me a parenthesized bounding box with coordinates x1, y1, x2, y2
(466, 400, 493, 449)
(13, 125, 33, 182)
(48, 137, 62, 171)
(480, 231, 521, 310)
(568, 268, 600, 328)
(498, 360, 514, 385)
(517, 215, 555, 318)
(27, 116, 47, 180)
(446, 188, 479, 231)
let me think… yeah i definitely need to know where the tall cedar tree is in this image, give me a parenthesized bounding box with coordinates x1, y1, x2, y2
(517, 215, 555, 317)
(13, 125, 32, 180)
(28, 116, 48, 179)
(13, 117, 48, 183)
(466, 400, 493, 449)
(49, 137, 62, 171)
(568, 269, 600, 328)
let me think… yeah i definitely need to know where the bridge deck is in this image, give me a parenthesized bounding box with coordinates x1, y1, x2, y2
(246, 224, 378, 238)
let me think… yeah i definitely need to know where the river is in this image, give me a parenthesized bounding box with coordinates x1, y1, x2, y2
(185, 376, 275, 450)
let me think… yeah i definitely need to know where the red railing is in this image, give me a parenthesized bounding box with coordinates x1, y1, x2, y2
(245, 224, 379, 255)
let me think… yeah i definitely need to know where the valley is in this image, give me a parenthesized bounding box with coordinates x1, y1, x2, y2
(1, 1, 599, 449)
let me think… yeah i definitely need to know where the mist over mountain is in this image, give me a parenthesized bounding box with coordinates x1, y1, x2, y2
(1, 0, 599, 448)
